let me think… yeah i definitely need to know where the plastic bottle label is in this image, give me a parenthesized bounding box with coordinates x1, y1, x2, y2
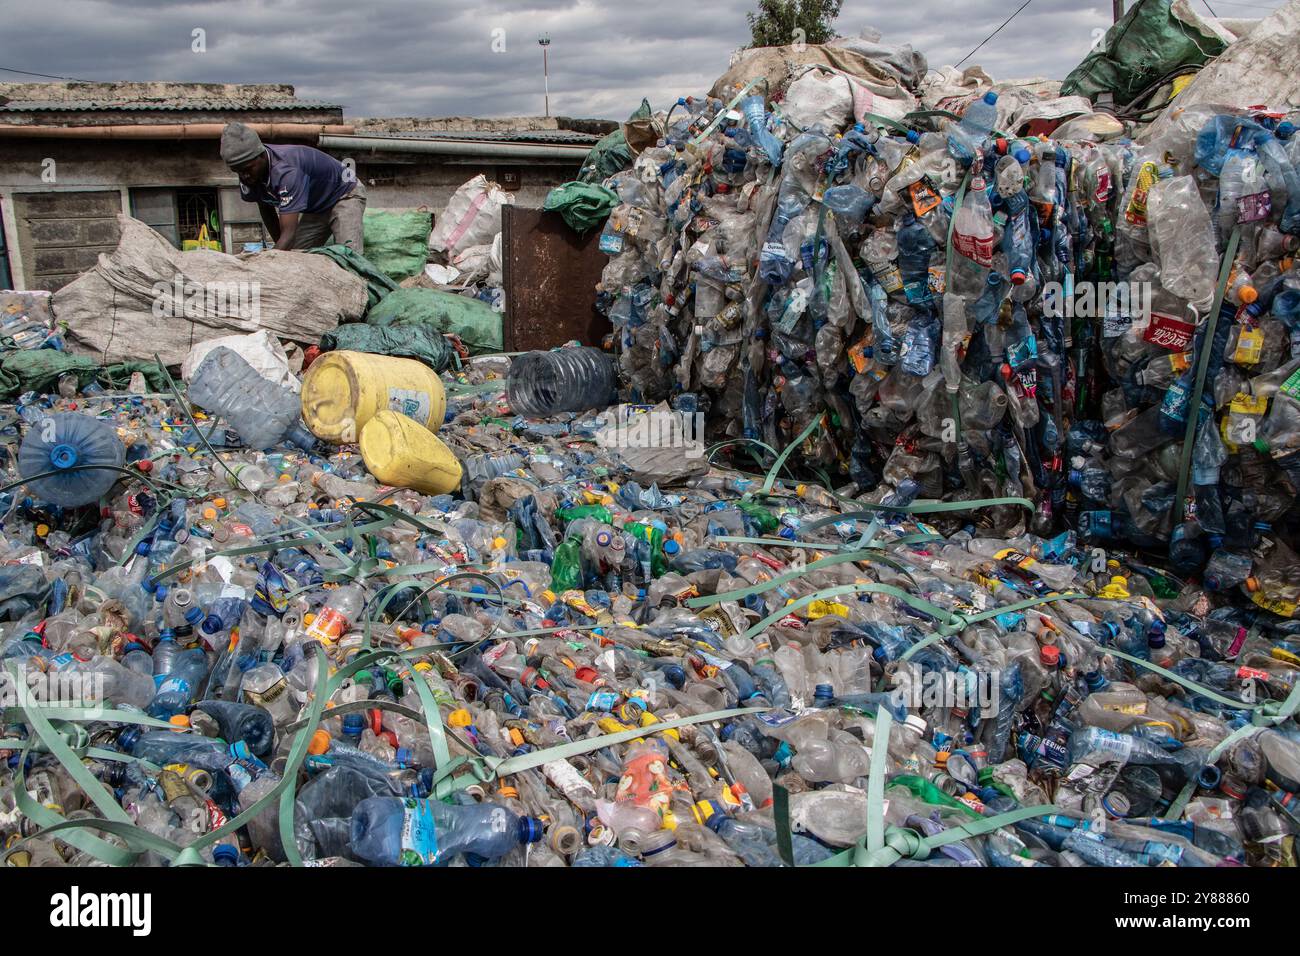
(305, 606, 348, 643)
(387, 388, 431, 424)
(156, 677, 191, 698)
(398, 797, 440, 865)
(1231, 327, 1264, 365)
(1281, 367, 1300, 401)
(952, 230, 994, 268)
(1143, 313, 1195, 351)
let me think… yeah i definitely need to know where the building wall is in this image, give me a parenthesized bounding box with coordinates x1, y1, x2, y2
(0, 138, 582, 290)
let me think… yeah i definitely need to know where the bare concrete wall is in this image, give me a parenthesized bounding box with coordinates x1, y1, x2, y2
(12, 191, 120, 291)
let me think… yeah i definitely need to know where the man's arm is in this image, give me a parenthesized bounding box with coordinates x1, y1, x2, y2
(258, 203, 281, 242)
(276, 211, 300, 250)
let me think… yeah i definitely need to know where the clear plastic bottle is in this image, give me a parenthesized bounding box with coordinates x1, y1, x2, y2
(506, 348, 618, 417)
(187, 347, 317, 451)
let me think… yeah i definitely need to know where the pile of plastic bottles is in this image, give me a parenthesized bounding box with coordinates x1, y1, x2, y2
(0, 341, 1298, 868)
(591, 79, 1300, 615)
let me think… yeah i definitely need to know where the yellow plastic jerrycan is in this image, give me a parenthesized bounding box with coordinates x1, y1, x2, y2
(301, 350, 446, 443)
(359, 410, 462, 495)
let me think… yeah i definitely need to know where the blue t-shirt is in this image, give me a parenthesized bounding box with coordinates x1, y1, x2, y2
(239, 143, 354, 215)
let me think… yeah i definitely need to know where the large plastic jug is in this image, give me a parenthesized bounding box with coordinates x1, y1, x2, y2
(301, 351, 446, 444)
(359, 410, 462, 495)
(18, 412, 125, 507)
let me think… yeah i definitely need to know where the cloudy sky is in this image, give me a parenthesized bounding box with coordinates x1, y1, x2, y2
(0, 0, 1289, 119)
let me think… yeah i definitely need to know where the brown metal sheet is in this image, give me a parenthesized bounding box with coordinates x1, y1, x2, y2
(502, 205, 610, 352)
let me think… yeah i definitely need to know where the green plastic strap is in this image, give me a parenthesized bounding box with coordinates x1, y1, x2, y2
(1173, 225, 1240, 524)
(2, 814, 184, 866)
(814, 802, 1078, 868)
(6, 735, 153, 866)
(895, 592, 1096, 674)
(398, 655, 458, 799)
(866, 707, 893, 856)
(860, 111, 912, 134)
(1165, 677, 1300, 820)
(771, 783, 795, 866)
(685, 549, 879, 609)
(0, 706, 178, 729)
(761, 416, 823, 495)
(1105, 646, 1263, 711)
(6, 664, 135, 827)
(152, 514, 398, 583)
(690, 78, 764, 147)
(802, 497, 1035, 533)
(741, 582, 963, 640)
(482, 705, 766, 779)
(273, 643, 332, 867)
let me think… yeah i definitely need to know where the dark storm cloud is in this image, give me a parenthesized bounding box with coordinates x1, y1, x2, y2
(0, 0, 1284, 118)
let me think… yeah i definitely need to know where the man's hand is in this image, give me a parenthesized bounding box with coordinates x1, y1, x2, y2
(276, 211, 300, 251)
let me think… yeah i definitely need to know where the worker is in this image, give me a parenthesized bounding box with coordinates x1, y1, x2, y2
(219, 121, 366, 253)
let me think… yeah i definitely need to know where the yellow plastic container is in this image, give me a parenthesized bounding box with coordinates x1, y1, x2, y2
(359, 410, 462, 495)
(301, 350, 446, 443)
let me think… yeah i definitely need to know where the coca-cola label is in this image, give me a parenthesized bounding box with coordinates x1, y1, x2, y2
(1144, 312, 1195, 351)
(952, 230, 994, 267)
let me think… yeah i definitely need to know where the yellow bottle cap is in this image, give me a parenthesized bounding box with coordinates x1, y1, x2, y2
(213, 497, 226, 509)
(35, 524, 49, 537)
(448, 708, 473, 728)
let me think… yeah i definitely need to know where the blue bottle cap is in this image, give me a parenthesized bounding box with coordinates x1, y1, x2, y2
(342, 714, 365, 738)
(518, 815, 545, 844)
(1014, 147, 1031, 164)
(184, 607, 205, 626)
(983, 91, 998, 105)
(212, 844, 241, 866)
(906, 129, 920, 144)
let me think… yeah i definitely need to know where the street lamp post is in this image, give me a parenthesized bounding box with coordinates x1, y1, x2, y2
(538, 35, 552, 118)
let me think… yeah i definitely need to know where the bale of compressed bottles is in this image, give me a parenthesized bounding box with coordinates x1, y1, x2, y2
(589, 68, 1300, 618)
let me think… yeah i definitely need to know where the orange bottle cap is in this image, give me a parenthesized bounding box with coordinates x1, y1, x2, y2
(308, 730, 331, 755)
(169, 715, 190, 729)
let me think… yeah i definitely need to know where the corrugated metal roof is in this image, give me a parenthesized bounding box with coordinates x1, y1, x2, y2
(0, 99, 342, 112)
(347, 129, 600, 145)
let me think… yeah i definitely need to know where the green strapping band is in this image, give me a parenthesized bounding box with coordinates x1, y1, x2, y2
(866, 707, 893, 855)
(761, 415, 824, 495)
(1173, 225, 1240, 524)
(477, 705, 767, 780)
(741, 582, 963, 640)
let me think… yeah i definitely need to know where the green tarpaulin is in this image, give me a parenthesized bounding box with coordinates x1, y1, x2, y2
(0, 349, 167, 400)
(543, 182, 620, 233)
(1060, 0, 1227, 108)
(362, 210, 433, 282)
(579, 99, 653, 183)
(308, 244, 400, 309)
(321, 322, 458, 372)
(365, 287, 503, 354)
